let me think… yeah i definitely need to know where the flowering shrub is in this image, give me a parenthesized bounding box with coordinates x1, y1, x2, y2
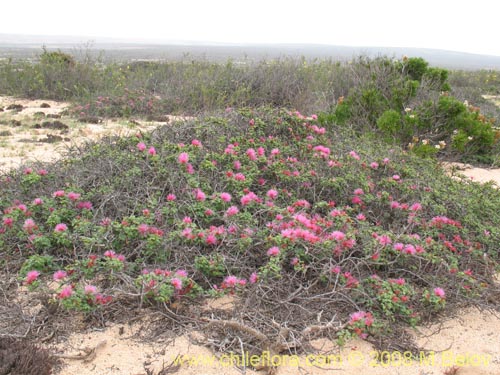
(2, 107, 500, 349)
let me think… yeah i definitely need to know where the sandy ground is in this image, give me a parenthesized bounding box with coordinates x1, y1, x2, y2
(2, 96, 500, 375)
(0, 96, 188, 172)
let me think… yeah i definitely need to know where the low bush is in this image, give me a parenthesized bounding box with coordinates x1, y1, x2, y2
(2, 108, 500, 352)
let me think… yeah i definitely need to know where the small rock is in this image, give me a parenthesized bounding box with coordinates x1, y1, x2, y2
(46, 113, 61, 119)
(40, 103, 51, 108)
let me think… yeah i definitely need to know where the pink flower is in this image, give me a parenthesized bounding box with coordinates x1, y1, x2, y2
(182, 216, 192, 224)
(175, 269, 188, 277)
(67, 192, 81, 201)
(234, 173, 245, 181)
(205, 234, 217, 245)
(53, 190, 65, 198)
(226, 206, 239, 216)
(356, 213, 366, 221)
(25, 270, 40, 285)
(220, 192, 232, 202)
(166, 194, 176, 201)
(353, 188, 364, 195)
(38, 169, 48, 176)
(331, 231, 346, 241)
(148, 147, 156, 156)
(191, 139, 202, 147)
(58, 285, 73, 299)
(104, 250, 116, 258)
(186, 163, 195, 174)
(138, 223, 149, 235)
(349, 150, 360, 160)
(3, 217, 13, 228)
(24, 168, 33, 174)
(194, 189, 206, 201)
(246, 148, 257, 161)
(349, 311, 366, 324)
(53, 270, 67, 281)
(377, 235, 392, 246)
(249, 272, 258, 284)
(410, 202, 422, 211)
(171, 278, 183, 290)
(370, 162, 379, 169)
(54, 223, 68, 232)
(223, 275, 239, 288)
(392, 175, 401, 181)
(84, 285, 98, 295)
(137, 142, 146, 151)
(271, 148, 280, 156)
(23, 218, 37, 232)
(393, 243, 404, 251)
(33, 198, 43, 205)
(178, 152, 189, 164)
(266, 189, 278, 200)
(433, 287, 445, 298)
(267, 246, 280, 257)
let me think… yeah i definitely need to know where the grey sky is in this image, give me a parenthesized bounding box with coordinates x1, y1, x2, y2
(2, 0, 500, 56)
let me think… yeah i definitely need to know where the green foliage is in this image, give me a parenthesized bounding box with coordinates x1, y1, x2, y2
(20, 254, 56, 277)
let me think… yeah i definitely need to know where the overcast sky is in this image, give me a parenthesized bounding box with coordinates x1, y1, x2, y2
(2, 0, 499, 56)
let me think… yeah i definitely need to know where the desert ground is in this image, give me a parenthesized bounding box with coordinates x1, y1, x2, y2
(2, 96, 500, 375)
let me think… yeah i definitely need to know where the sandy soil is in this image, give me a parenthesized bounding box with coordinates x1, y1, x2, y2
(0, 96, 187, 172)
(3, 96, 500, 375)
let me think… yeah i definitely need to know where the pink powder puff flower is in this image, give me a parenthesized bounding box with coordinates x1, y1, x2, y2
(178, 152, 189, 164)
(53, 190, 65, 198)
(205, 234, 217, 245)
(137, 223, 149, 235)
(220, 192, 232, 202)
(148, 147, 156, 156)
(104, 250, 116, 258)
(353, 188, 364, 195)
(349, 150, 360, 160)
(54, 223, 68, 232)
(166, 194, 176, 201)
(223, 275, 239, 288)
(25, 270, 40, 285)
(171, 278, 183, 290)
(267, 246, 280, 257)
(33, 198, 43, 205)
(23, 218, 37, 232)
(331, 231, 346, 241)
(38, 169, 48, 176)
(186, 163, 195, 174)
(271, 148, 280, 156)
(182, 216, 192, 224)
(195, 189, 206, 201)
(266, 189, 278, 200)
(191, 139, 202, 147)
(234, 173, 246, 181)
(226, 206, 239, 216)
(58, 285, 73, 299)
(410, 202, 422, 211)
(84, 285, 98, 295)
(246, 148, 257, 161)
(370, 162, 379, 169)
(393, 243, 404, 251)
(233, 160, 241, 170)
(175, 269, 188, 277)
(67, 192, 81, 201)
(433, 287, 445, 298)
(53, 270, 67, 281)
(137, 142, 147, 151)
(249, 272, 258, 284)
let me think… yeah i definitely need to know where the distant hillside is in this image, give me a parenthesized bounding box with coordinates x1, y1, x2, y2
(1, 33, 500, 70)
